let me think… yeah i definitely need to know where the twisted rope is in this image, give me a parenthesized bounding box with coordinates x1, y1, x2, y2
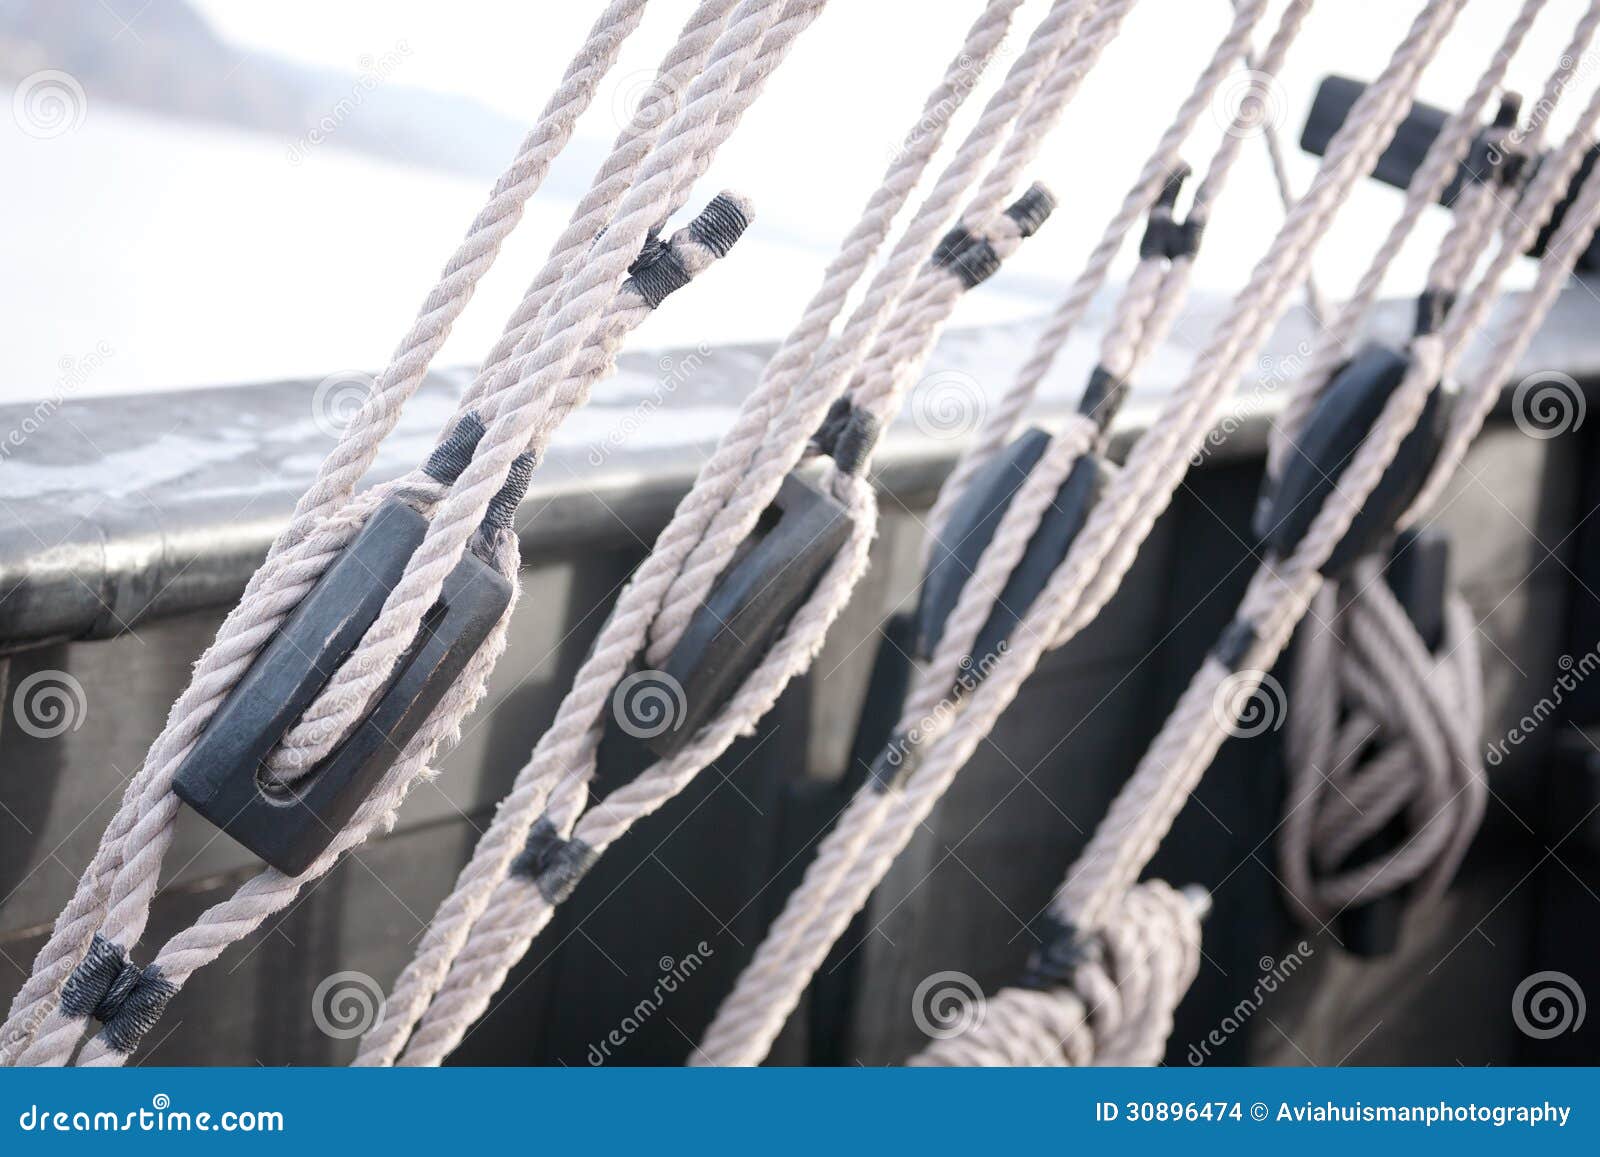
(1268, 0, 1567, 475)
(696, 0, 1333, 1068)
(1061, 62, 1600, 942)
(452, 0, 740, 422)
(646, 0, 1113, 662)
(921, 0, 1277, 556)
(0, 0, 654, 1065)
(18, 204, 752, 1067)
(268, 0, 810, 781)
(353, 0, 1035, 1068)
(367, 0, 1144, 1067)
(920, 102, 1599, 1058)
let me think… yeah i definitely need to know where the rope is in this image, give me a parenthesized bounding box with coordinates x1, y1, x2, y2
(53, 206, 749, 1069)
(695, 0, 1505, 1067)
(1279, 570, 1485, 924)
(266, 0, 814, 781)
(355, 0, 1037, 1069)
(18, 213, 735, 1068)
(362, 0, 1145, 1067)
(451, 0, 741, 423)
(646, 0, 1118, 662)
(1060, 46, 1600, 990)
(1267, 0, 1565, 478)
(694, 0, 1323, 1068)
(0, 1, 656, 1066)
(1272, 0, 1600, 936)
(918, 73, 1600, 1063)
(14, 0, 1591, 1073)
(7, 0, 811, 1064)
(909, 882, 1204, 1066)
(922, 0, 1282, 556)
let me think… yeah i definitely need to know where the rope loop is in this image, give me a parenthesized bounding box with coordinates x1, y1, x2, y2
(1017, 913, 1098, 990)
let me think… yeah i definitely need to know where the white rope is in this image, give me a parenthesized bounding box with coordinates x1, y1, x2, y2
(267, 0, 814, 780)
(0, 1, 654, 1064)
(915, 71, 1600, 1065)
(1279, 572, 1485, 924)
(21, 216, 740, 1069)
(451, 0, 741, 423)
(17, 0, 1590, 1073)
(1268, 0, 1568, 477)
(694, 0, 1327, 1068)
(6, 0, 819, 1066)
(1060, 54, 1600, 978)
(354, 0, 1037, 1069)
(364, 0, 1146, 1067)
(1272, 0, 1600, 934)
(909, 881, 1204, 1066)
(695, 0, 1496, 1067)
(922, 0, 1283, 556)
(646, 0, 1119, 662)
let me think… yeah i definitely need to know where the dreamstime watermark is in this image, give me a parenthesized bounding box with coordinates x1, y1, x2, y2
(0, 340, 115, 460)
(612, 668, 687, 740)
(878, 645, 1008, 781)
(12, 69, 87, 139)
(286, 41, 411, 165)
(1484, 645, 1600, 767)
(910, 368, 987, 441)
(587, 942, 714, 1064)
(1511, 370, 1585, 440)
(11, 670, 88, 740)
(1211, 68, 1286, 139)
(610, 69, 684, 135)
(911, 970, 986, 1040)
(1186, 942, 1315, 1064)
(17, 1094, 283, 1134)
(311, 370, 377, 439)
(1512, 970, 1586, 1039)
(1490, 50, 1600, 166)
(311, 970, 386, 1040)
(0, 1001, 54, 1058)
(1211, 669, 1286, 739)
(1191, 339, 1313, 465)
(888, 39, 1016, 164)
(588, 343, 711, 466)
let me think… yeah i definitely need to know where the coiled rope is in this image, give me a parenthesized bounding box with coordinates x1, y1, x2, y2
(1012, 29, 1600, 1068)
(1278, 565, 1485, 925)
(11, 0, 1596, 1072)
(1272, 0, 1600, 943)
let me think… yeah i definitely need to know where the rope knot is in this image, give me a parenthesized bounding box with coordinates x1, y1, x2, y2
(1018, 913, 1099, 991)
(909, 882, 1204, 1067)
(510, 817, 599, 904)
(58, 934, 178, 1055)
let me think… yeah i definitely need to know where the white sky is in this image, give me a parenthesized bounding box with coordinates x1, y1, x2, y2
(188, 0, 1600, 296)
(8, 1, 1600, 398)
